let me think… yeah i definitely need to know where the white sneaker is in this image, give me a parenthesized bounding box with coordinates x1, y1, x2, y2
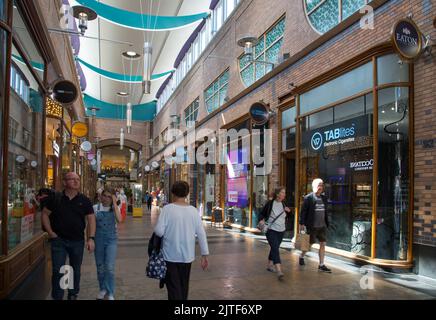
(97, 290, 106, 300)
(108, 295, 115, 300)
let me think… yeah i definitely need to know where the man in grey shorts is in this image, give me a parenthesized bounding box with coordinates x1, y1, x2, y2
(298, 178, 331, 273)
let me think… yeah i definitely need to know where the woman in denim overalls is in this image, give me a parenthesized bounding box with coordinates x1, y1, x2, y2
(94, 189, 122, 300)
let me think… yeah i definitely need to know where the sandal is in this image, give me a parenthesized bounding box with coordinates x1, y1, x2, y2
(266, 267, 275, 273)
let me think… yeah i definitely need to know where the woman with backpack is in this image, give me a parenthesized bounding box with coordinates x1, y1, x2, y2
(93, 188, 122, 300)
(258, 187, 292, 280)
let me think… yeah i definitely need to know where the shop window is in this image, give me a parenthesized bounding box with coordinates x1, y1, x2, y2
(300, 61, 372, 115)
(304, 0, 370, 34)
(377, 54, 409, 85)
(376, 87, 409, 261)
(204, 69, 229, 114)
(224, 120, 251, 227)
(12, 5, 44, 80)
(239, 17, 285, 87)
(9, 117, 19, 142)
(0, 0, 7, 21)
(0, 29, 6, 255)
(7, 48, 44, 251)
(184, 98, 199, 128)
(300, 92, 374, 255)
(252, 124, 269, 228)
(281, 107, 296, 151)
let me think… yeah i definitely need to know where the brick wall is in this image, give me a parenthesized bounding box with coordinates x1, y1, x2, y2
(150, 0, 436, 245)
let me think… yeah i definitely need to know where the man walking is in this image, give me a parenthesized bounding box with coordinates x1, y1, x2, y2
(42, 172, 96, 300)
(298, 178, 331, 273)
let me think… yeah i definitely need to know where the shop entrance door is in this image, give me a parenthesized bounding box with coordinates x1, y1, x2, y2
(282, 151, 296, 209)
(282, 151, 296, 238)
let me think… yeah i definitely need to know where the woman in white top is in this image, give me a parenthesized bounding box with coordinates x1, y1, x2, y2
(154, 181, 209, 300)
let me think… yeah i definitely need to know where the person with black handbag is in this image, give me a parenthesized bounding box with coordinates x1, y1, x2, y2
(154, 181, 209, 300)
(258, 187, 292, 280)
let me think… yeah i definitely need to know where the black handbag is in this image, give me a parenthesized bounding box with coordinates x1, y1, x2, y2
(285, 212, 294, 232)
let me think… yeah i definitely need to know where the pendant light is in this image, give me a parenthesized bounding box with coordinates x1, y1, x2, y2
(143, 42, 152, 94)
(126, 102, 132, 134)
(120, 128, 125, 150)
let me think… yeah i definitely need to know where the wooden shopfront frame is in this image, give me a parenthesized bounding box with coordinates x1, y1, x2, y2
(0, 0, 53, 298)
(280, 43, 414, 268)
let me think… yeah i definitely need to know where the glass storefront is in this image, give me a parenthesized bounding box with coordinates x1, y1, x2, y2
(0, 28, 7, 255)
(45, 117, 61, 189)
(252, 124, 269, 228)
(7, 44, 44, 250)
(377, 87, 409, 261)
(224, 120, 251, 227)
(297, 53, 411, 262)
(300, 93, 374, 255)
(0, 0, 7, 21)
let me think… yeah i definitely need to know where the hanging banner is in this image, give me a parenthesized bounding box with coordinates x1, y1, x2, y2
(76, 0, 209, 31)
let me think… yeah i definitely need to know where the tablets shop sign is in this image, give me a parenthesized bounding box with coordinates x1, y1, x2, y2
(304, 115, 369, 152)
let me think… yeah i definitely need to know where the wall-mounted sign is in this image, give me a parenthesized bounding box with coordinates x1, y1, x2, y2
(52, 141, 60, 157)
(144, 165, 151, 172)
(87, 153, 95, 161)
(30, 161, 38, 168)
(391, 18, 423, 60)
(80, 140, 92, 152)
(72, 122, 88, 137)
(16, 155, 25, 163)
(151, 161, 159, 169)
(249, 102, 270, 125)
(350, 159, 374, 171)
(52, 80, 78, 104)
(303, 115, 370, 152)
(90, 159, 97, 166)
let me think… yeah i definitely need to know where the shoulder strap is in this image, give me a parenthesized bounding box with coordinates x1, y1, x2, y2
(269, 202, 285, 225)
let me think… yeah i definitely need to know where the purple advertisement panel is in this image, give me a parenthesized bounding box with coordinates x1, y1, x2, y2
(226, 147, 249, 208)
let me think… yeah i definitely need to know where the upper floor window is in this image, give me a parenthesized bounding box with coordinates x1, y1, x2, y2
(184, 98, 200, 128)
(9, 117, 19, 142)
(204, 69, 229, 114)
(304, 0, 370, 34)
(239, 17, 285, 87)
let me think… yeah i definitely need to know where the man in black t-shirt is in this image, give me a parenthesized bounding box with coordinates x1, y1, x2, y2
(42, 172, 96, 300)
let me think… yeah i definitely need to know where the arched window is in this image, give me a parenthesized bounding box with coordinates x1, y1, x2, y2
(304, 0, 370, 34)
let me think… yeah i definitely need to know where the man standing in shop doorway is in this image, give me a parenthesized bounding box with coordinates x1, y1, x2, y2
(298, 178, 332, 273)
(41, 172, 96, 300)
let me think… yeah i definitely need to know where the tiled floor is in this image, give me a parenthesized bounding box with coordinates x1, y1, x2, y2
(51, 206, 435, 300)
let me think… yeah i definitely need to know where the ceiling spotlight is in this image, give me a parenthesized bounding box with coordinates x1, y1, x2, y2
(72, 6, 97, 36)
(122, 51, 141, 59)
(117, 92, 129, 97)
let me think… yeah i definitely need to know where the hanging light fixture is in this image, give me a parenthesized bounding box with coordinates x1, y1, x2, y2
(126, 102, 132, 134)
(143, 42, 152, 94)
(120, 128, 125, 150)
(72, 6, 98, 36)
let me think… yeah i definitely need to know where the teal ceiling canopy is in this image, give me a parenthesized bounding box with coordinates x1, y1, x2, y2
(12, 54, 44, 72)
(76, 0, 210, 31)
(76, 57, 174, 83)
(84, 94, 156, 121)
